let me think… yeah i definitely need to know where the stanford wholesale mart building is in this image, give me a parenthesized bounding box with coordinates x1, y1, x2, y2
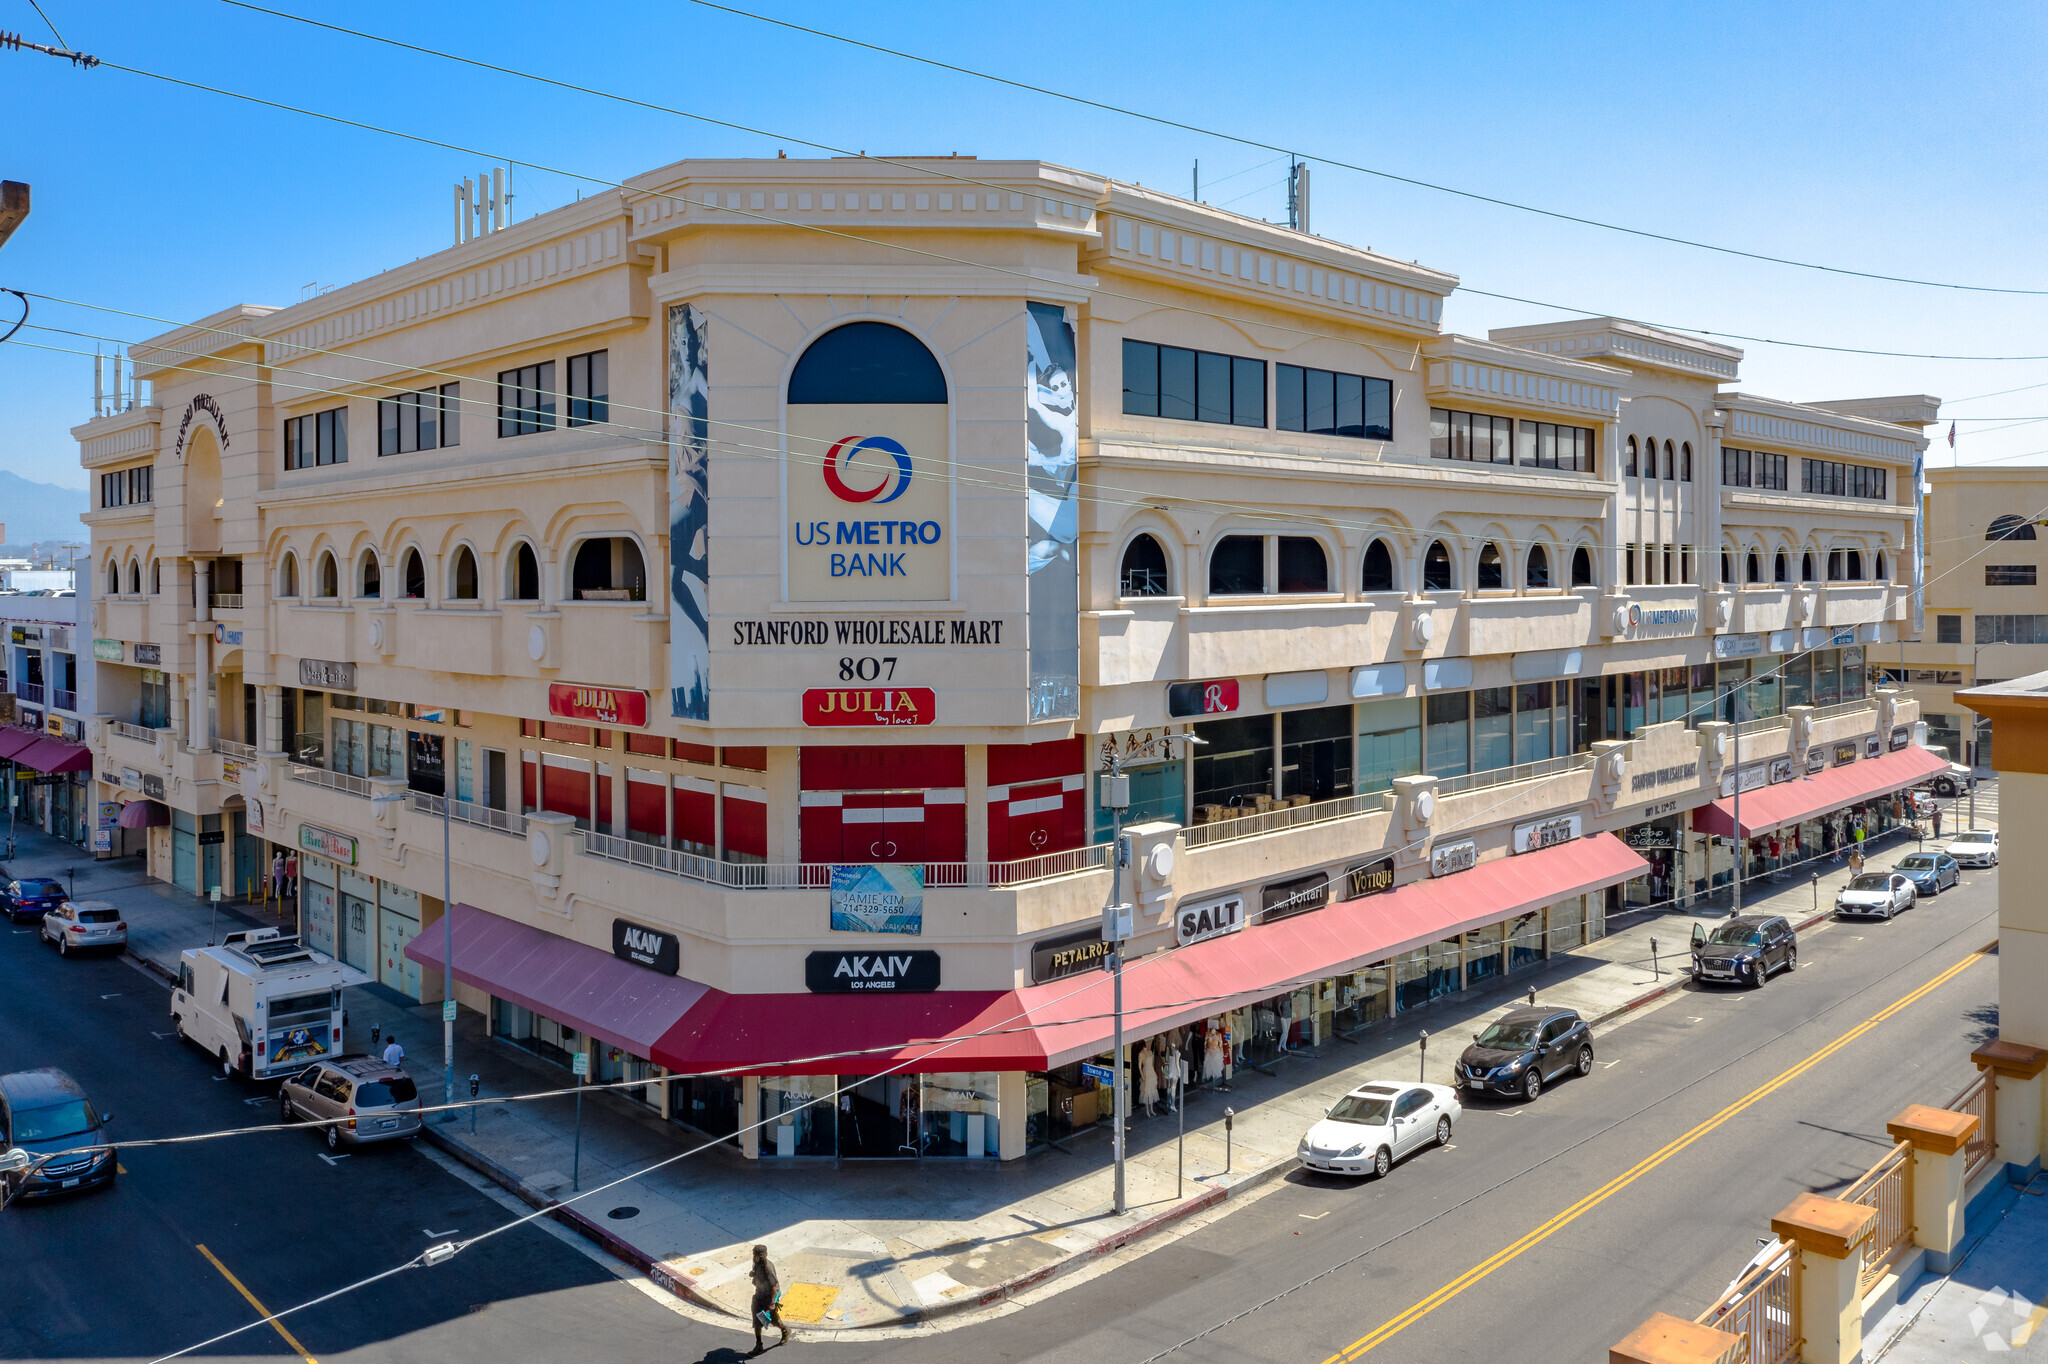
(65, 153, 1944, 1161)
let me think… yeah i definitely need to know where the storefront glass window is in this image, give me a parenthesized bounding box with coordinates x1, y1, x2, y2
(836, 1075, 917, 1157)
(1716, 659, 1750, 722)
(1192, 714, 1273, 811)
(1621, 672, 1647, 735)
(1356, 697, 1421, 793)
(1280, 704, 1353, 802)
(1659, 667, 1690, 725)
(139, 668, 171, 729)
(1424, 692, 1469, 777)
(369, 723, 403, 779)
(1513, 682, 1553, 763)
(920, 1073, 999, 1157)
(1686, 665, 1714, 728)
(1813, 649, 1842, 706)
(1473, 687, 1513, 772)
(760, 1076, 837, 1157)
(1394, 945, 1430, 1011)
(1505, 909, 1545, 969)
(332, 718, 366, 777)
(1332, 967, 1388, 1033)
(1749, 656, 1783, 718)
(1092, 758, 1185, 840)
(1782, 654, 1812, 710)
(1465, 922, 1505, 986)
(1547, 897, 1584, 953)
(1842, 647, 1865, 701)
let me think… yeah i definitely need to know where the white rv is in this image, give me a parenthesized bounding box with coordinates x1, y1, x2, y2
(172, 929, 371, 1080)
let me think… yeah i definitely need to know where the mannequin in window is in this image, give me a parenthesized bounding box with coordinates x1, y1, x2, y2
(1136, 1039, 1159, 1116)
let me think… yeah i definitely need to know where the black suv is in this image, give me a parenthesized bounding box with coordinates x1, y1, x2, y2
(1692, 915, 1796, 987)
(1456, 1006, 1594, 1101)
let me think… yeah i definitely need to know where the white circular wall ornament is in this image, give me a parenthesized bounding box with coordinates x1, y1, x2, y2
(1714, 596, 1733, 628)
(1610, 603, 1630, 635)
(1604, 750, 1628, 780)
(368, 617, 385, 649)
(528, 828, 551, 867)
(1412, 614, 1436, 648)
(1147, 842, 1175, 880)
(1413, 790, 1436, 823)
(528, 625, 547, 661)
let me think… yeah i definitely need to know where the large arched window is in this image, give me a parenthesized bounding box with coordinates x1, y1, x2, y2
(1119, 534, 1170, 597)
(1571, 545, 1594, 587)
(1988, 514, 2037, 541)
(1774, 551, 1789, 584)
(278, 552, 298, 598)
(1680, 442, 1693, 481)
(316, 552, 339, 599)
(1720, 550, 1735, 586)
(572, 536, 647, 601)
(358, 551, 381, 599)
(1846, 550, 1864, 581)
(1277, 536, 1328, 593)
(450, 545, 480, 600)
(1526, 544, 1550, 589)
(1361, 538, 1396, 592)
(506, 541, 540, 600)
(105, 560, 120, 595)
(1663, 440, 1676, 480)
(150, 559, 161, 595)
(1208, 535, 1264, 595)
(402, 547, 426, 599)
(1746, 551, 1762, 584)
(1423, 539, 1454, 591)
(1801, 551, 1815, 583)
(788, 321, 948, 403)
(1477, 542, 1505, 590)
(128, 559, 142, 595)
(1875, 551, 1888, 581)
(1625, 436, 1639, 478)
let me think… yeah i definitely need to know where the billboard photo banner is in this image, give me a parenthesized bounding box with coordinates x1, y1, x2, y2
(828, 863, 924, 935)
(1025, 302, 1080, 721)
(668, 303, 711, 721)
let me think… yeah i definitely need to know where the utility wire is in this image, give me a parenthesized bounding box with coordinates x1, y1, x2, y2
(26, 0, 65, 46)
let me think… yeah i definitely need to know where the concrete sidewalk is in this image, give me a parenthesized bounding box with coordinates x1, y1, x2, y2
(1868, 1176, 2048, 1360)
(0, 821, 1957, 1332)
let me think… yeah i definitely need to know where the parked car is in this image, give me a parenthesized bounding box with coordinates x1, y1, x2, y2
(1892, 852, 1961, 897)
(1297, 1081, 1460, 1178)
(39, 901, 126, 956)
(0, 878, 67, 924)
(1836, 872, 1916, 920)
(1692, 915, 1797, 987)
(1455, 1006, 1594, 1101)
(278, 1056, 422, 1150)
(1943, 829, 1999, 868)
(0, 1069, 116, 1200)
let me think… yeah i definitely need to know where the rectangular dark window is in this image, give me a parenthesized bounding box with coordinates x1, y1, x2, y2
(1800, 457, 1885, 499)
(1986, 565, 2037, 586)
(1936, 614, 1962, 644)
(497, 362, 557, 438)
(100, 465, 154, 508)
(567, 350, 608, 426)
(1122, 339, 1264, 427)
(1429, 407, 1515, 464)
(378, 383, 460, 456)
(285, 407, 349, 469)
(1277, 364, 1392, 440)
(1976, 614, 2048, 643)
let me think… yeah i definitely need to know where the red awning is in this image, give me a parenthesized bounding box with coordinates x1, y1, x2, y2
(117, 799, 170, 828)
(11, 734, 92, 773)
(404, 902, 711, 1060)
(650, 832, 1650, 1077)
(1693, 744, 1949, 841)
(0, 726, 37, 761)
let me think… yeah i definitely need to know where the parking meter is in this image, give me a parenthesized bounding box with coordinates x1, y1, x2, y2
(469, 1073, 481, 1133)
(1223, 1106, 1235, 1173)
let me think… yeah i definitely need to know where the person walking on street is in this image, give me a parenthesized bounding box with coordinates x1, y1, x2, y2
(1933, 804, 1943, 839)
(750, 1244, 789, 1352)
(382, 1037, 405, 1069)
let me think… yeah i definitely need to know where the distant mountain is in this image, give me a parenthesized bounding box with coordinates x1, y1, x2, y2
(0, 470, 88, 544)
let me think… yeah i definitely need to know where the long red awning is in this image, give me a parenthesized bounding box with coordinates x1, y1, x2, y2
(0, 726, 37, 761)
(650, 832, 1649, 1077)
(11, 734, 92, 773)
(1692, 744, 1949, 841)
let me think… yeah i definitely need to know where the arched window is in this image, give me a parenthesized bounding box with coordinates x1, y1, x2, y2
(1208, 535, 1264, 595)
(1277, 537, 1328, 593)
(788, 320, 947, 404)
(1826, 549, 1845, 581)
(105, 560, 120, 595)
(1625, 436, 1639, 478)
(1846, 550, 1864, 581)
(507, 541, 540, 600)
(1361, 538, 1396, 592)
(1875, 551, 1887, 581)
(1720, 550, 1735, 586)
(278, 552, 298, 598)
(1423, 540, 1454, 591)
(127, 559, 141, 595)
(358, 551, 381, 599)
(1680, 442, 1693, 481)
(1119, 534, 1170, 597)
(1774, 551, 1789, 584)
(1477, 542, 1505, 590)
(150, 559, 161, 595)
(402, 548, 426, 599)
(1663, 440, 1676, 480)
(1801, 551, 1815, 582)
(1570, 545, 1594, 587)
(316, 552, 339, 599)
(1526, 544, 1550, 589)
(450, 546, 480, 600)
(572, 536, 647, 601)
(1746, 551, 1761, 584)
(1988, 514, 2037, 541)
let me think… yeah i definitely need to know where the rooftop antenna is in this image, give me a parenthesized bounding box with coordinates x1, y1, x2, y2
(1287, 158, 1311, 234)
(1192, 159, 1199, 203)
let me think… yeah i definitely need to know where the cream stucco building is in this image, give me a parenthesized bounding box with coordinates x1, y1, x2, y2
(64, 154, 1941, 1162)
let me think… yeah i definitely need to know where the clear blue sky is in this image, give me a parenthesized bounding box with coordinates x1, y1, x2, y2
(4, 0, 2046, 490)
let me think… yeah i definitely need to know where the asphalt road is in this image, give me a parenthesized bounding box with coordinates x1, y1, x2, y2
(0, 862, 2000, 1364)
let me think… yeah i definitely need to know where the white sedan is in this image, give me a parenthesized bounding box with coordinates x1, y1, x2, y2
(1298, 1080, 1461, 1178)
(1836, 872, 1915, 920)
(1943, 829, 2000, 868)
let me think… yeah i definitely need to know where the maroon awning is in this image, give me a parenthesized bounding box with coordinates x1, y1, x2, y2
(117, 799, 170, 828)
(0, 726, 36, 761)
(11, 734, 92, 774)
(1694, 745, 1949, 840)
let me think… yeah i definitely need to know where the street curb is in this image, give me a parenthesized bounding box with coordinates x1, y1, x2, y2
(127, 949, 179, 987)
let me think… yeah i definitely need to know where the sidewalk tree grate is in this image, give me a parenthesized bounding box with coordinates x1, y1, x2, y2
(606, 1206, 639, 1220)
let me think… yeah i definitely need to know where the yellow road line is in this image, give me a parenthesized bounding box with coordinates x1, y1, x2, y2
(194, 1243, 319, 1363)
(1322, 945, 1991, 1362)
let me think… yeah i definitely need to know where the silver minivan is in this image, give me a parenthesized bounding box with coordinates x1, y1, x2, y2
(278, 1056, 422, 1149)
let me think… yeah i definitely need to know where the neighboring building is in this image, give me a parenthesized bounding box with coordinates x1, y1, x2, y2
(1, 572, 97, 848)
(71, 156, 1937, 1162)
(1889, 465, 2048, 766)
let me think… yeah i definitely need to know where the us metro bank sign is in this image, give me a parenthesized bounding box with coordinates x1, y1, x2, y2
(788, 411, 950, 602)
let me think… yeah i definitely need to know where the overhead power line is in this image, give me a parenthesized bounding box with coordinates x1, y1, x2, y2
(677, 0, 2048, 299)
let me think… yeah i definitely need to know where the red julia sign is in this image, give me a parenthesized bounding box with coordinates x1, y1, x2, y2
(547, 682, 649, 728)
(801, 687, 937, 727)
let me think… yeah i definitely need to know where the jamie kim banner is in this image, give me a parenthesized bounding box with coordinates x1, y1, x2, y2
(829, 863, 924, 935)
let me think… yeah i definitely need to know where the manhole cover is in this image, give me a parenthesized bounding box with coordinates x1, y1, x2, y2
(607, 1206, 640, 1220)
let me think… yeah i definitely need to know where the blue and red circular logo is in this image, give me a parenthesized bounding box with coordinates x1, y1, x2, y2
(823, 435, 913, 504)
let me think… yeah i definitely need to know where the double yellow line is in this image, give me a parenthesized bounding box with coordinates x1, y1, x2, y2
(1321, 945, 1991, 1362)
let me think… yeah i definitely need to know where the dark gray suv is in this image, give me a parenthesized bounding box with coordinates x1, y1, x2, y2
(0, 1069, 117, 1200)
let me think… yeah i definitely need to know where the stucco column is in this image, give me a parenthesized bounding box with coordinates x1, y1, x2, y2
(1608, 1311, 1742, 1364)
(195, 560, 212, 624)
(997, 1070, 1027, 1160)
(1971, 1039, 2047, 1183)
(964, 744, 989, 874)
(192, 632, 214, 753)
(739, 1076, 761, 1159)
(765, 746, 799, 863)
(259, 685, 285, 756)
(1702, 412, 1726, 596)
(1887, 1103, 1981, 1272)
(1770, 1194, 1876, 1364)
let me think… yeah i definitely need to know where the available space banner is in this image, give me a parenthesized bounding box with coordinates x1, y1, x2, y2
(1025, 302, 1080, 721)
(828, 863, 924, 935)
(668, 302, 711, 721)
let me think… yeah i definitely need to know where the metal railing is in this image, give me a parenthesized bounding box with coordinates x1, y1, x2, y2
(289, 763, 372, 798)
(51, 688, 77, 712)
(1437, 750, 1598, 798)
(1810, 697, 1880, 723)
(1950, 1071, 1996, 1186)
(406, 791, 527, 837)
(13, 681, 43, 704)
(1845, 1142, 1914, 1295)
(1697, 1246, 1796, 1364)
(214, 738, 257, 761)
(109, 720, 162, 743)
(209, 593, 243, 610)
(1187, 788, 1394, 848)
(578, 830, 1111, 890)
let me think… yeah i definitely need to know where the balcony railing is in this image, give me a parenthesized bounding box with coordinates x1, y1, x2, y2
(13, 681, 43, 704)
(1436, 750, 1597, 798)
(578, 830, 1112, 890)
(1810, 696, 1882, 723)
(110, 720, 163, 743)
(51, 688, 77, 712)
(1187, 788, 1394, 849)
(1844, 1141, 1914, 1295)
(407, 791, 527, 837)
(215, 738, 257, 761)
(1695, 1247, 1795, 1364)
(209, 593, 244, 610)
(1951, 1070, 1996, 1186)
(289, 763, 371, 798)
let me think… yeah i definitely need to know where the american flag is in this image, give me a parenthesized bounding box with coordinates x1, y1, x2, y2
(1948, 422, 1957, 448)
